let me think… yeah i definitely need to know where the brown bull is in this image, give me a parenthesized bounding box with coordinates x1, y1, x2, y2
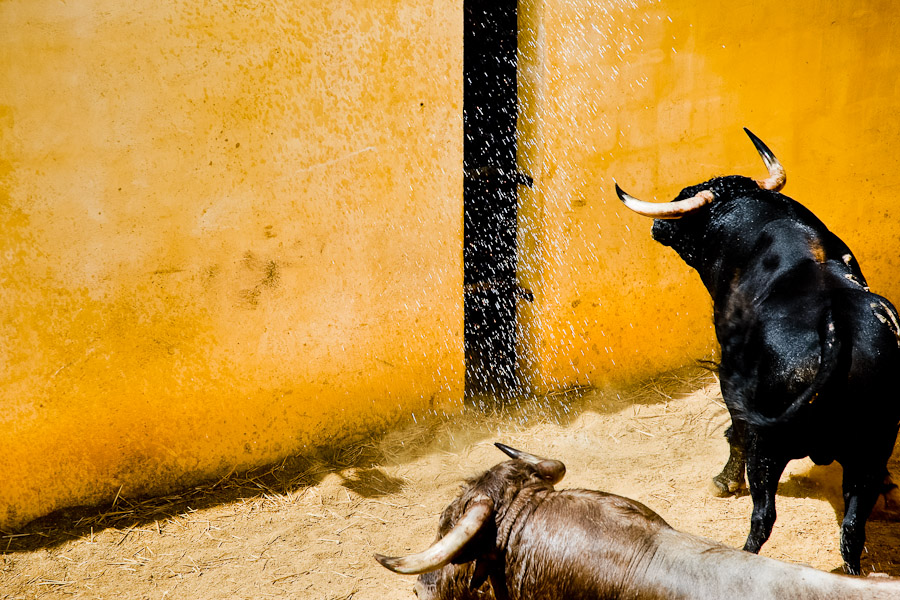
(376, 444, 900, 599)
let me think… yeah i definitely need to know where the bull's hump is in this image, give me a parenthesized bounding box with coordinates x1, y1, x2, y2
(545, 489, 671, 531)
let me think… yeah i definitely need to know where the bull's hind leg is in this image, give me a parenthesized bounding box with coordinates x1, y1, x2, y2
(713, 422, 747, 496)
(871, 473, 900, 520)
(840, 470, 882, 575)
(742, 445, 787, 555)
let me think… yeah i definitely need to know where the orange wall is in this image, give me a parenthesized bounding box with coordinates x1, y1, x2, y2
(0, 1, 463, 529)
(5, 0, 900, 531)
(518, 0, 900, 392)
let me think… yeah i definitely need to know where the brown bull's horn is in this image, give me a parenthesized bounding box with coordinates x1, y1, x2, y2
(494, 443, 566, 484)
(615, 182, 715, 219)
(374, 495, 494, 574)
(744, 127, 786, 191)
(494, 442, 543, 463)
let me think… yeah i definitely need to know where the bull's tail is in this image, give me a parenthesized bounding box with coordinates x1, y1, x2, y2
(735, 308, 842, 430)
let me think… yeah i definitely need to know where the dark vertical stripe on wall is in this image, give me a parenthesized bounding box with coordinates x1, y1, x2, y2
(463, 0, 525, 399)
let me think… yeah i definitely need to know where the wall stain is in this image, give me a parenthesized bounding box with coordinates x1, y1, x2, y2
(238, 251, 281, 309)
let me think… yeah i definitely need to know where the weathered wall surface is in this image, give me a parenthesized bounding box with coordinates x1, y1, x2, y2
(517, 0, 900, 392)
(6, 0, 899, 530)
(0, 1, 463, 529)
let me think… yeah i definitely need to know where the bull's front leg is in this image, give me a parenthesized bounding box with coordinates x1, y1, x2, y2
(712, 421, 747, 496)
(742, 440, 787, 555)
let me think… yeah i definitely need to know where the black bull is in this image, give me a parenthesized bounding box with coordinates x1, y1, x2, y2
(617, 128, 900, 574)
(375, 444, 900, 599)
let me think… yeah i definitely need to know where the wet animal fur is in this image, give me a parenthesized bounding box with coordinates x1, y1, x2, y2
(394, 456, 900, 600)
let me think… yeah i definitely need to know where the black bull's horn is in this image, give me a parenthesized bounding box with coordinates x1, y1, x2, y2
(374, 444, 565, 574)
(616, 128, 786, 219)
(745, 127, 787, 192)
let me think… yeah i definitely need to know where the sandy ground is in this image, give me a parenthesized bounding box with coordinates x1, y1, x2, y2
(2, 366, 900, 599)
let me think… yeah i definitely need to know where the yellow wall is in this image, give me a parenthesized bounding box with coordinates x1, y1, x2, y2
(6, 0, 900, 530)
(518, 0, 900, 392)
(0, 1, 463, 529)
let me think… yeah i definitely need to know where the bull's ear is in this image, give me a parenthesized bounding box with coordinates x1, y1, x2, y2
(535, 459, 566, 484)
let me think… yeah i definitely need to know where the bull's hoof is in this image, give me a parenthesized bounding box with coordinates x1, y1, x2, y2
(711, 473, 745, 497)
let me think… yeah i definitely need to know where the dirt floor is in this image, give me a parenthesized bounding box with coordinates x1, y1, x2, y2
(2, 366, 900, 599)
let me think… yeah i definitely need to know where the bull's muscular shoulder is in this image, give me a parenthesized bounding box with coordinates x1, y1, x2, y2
(684, 179, 860, 296)
(680, 175, 834, 241)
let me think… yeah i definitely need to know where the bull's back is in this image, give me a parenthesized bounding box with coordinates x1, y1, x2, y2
(503, 490, 669, 599)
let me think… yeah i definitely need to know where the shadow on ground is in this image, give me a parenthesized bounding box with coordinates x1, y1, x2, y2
(32, 362, 898, 566)
(5, 363, 900, 584)
(0, 441, 408, 555)
(2, 366, 718, 555)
